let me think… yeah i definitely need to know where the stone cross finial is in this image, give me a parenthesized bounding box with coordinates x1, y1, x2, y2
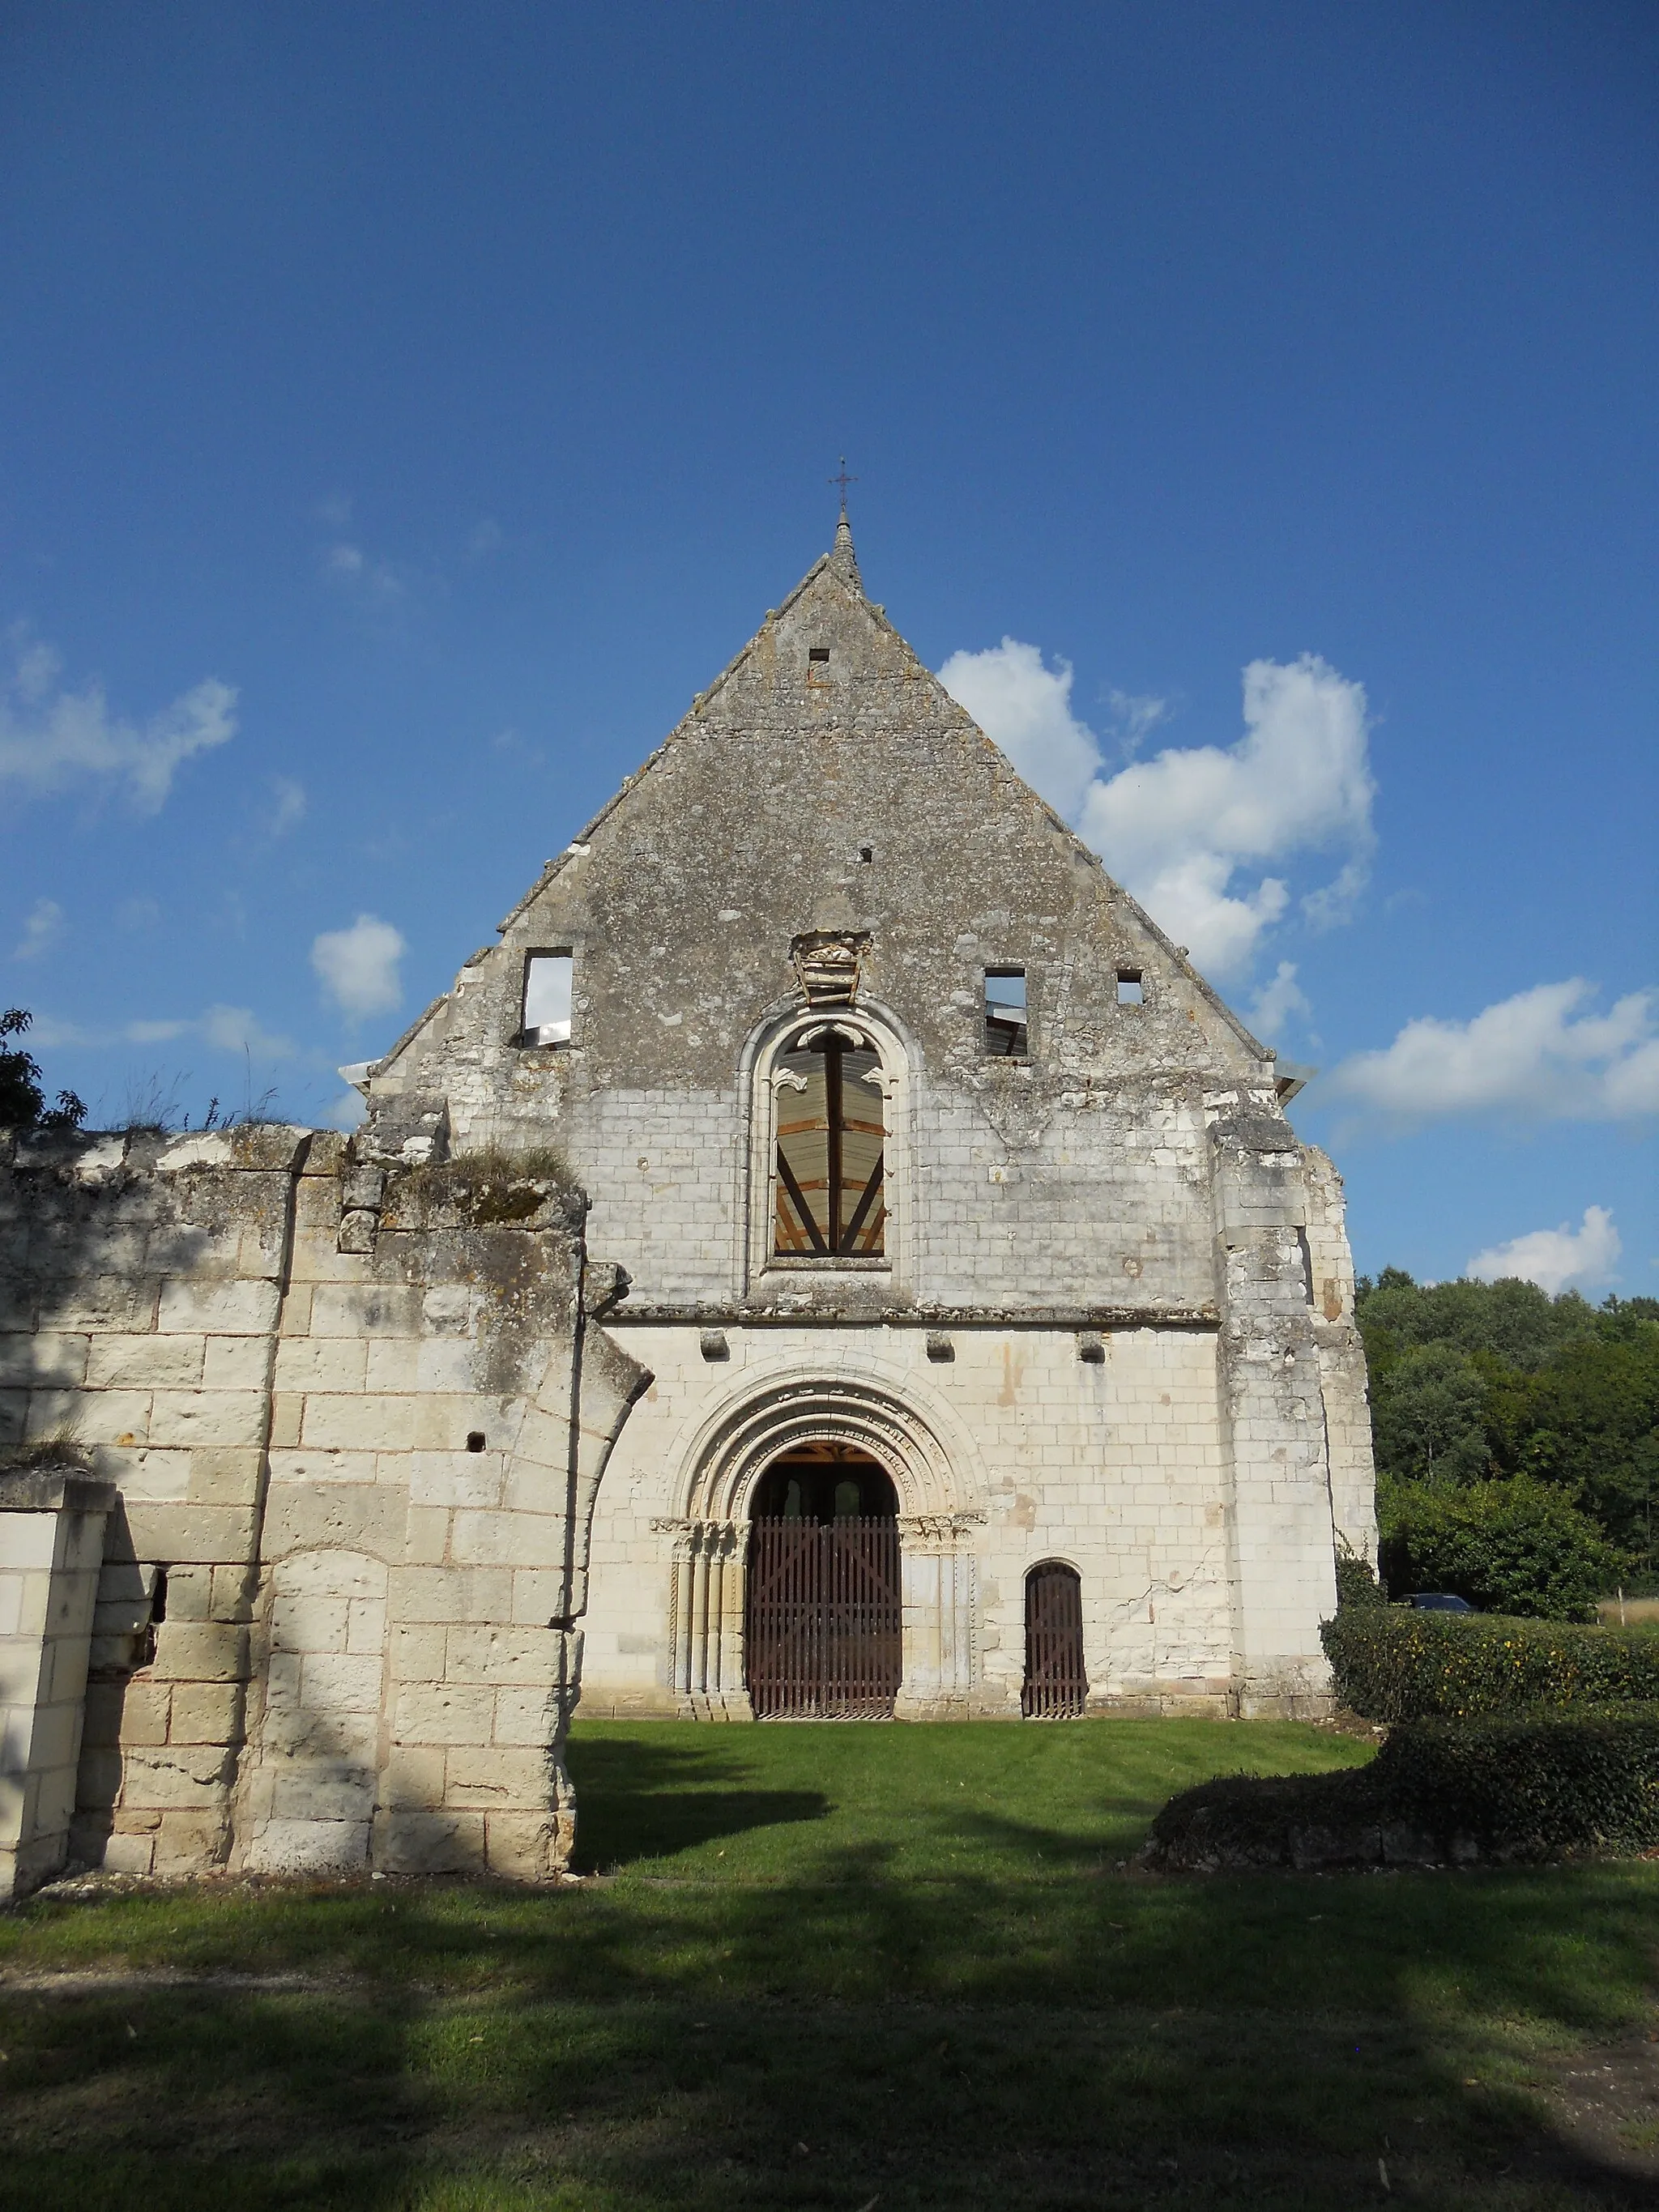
(827, 459, 862, 590)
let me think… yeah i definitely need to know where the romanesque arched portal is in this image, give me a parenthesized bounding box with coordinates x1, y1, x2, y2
(654, 1373, 985, 1718)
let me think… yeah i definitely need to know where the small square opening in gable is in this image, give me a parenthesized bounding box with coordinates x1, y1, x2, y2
(1116, 971, 1145, 1007)
(808, 646, 830, 663)
(984, 969, 1028, 1057)
(521, 952, 574, 1046)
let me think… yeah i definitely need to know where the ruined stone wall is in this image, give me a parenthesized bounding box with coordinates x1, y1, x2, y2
(0, 1123, 644, 1892)
(1301, 1144, 1378, 1564)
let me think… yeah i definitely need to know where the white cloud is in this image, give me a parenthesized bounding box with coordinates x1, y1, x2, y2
(199, 1004, 296, 1060)
(1328, 980, 1659, 1123)
(322, 542, 404, 606)
(1247, 961, 1311, 1042)
(311, 914, 406, 1019)
(1104, 689, 1171, 761)
(939, 643, 1375, 977)
(267, 776, 306, 837)
(14, 898, 64, 961)
(1467, 1207, 1622, 1295)
(27, 1005, 295, 1059)
(1081, 656, 1374, 976)
(936, 638, 1103, 818)
(0, 630, 237, 814)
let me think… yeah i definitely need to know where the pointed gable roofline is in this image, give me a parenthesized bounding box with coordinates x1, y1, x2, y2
(368, 527, 1273, 1082)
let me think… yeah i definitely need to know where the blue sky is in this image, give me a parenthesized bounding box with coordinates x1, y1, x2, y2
(2, 2, 1654, 1292)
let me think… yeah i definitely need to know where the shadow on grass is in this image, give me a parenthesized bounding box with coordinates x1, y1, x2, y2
(5, 1854, 1659, 2210)
(565, 1733, 829, 1873)
(6, 1725, 1659, 2208)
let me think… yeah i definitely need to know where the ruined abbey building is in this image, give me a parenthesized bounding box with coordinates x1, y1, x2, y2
(0, 516, 1375, 1896)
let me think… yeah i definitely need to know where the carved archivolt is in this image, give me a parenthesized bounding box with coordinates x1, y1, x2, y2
(677, 1372, 975, 1526)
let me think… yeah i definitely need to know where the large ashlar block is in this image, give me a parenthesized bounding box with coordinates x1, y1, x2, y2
(249, 1815, 370, 1873)
(147, 1392, 267, 1448)
(274, 1336, 369, 1392)
(168, 1681, 243, 1744)
(0, 1467, 116, 1898)
(118, 1742, 237, 1811)
(445, 1624, 567, 1687)
(392, 1681, 496, 1744)
(389, 1566, 514, 1623)
(157, 1278, 280, 1336)
(450, 1508, 568, 1567)
(121, 1502, 258, 1564)
(0, 1332, 92, 1388)
(84, 1335, 204, 1390)
(483, 1811, 561, 1879)
(443, 1744, 552, 1805)
(373, 1804, 486, 1874)
(151, 1622, 249, 1684)
(261, 1484, 407, 1559)
(188, 1447, 264, 1506)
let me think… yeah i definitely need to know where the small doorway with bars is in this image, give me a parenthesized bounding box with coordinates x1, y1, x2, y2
(744, 1444, 902, 1718)
(1021, 1560, 1087, 1718)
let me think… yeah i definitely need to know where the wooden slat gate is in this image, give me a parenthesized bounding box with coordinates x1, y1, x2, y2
(745, 1517, 902, 1719)
(1022, 1561, 1087, 1718)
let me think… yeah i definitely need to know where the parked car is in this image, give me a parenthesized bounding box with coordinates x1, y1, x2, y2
(1406, 1592, 1474, 1613)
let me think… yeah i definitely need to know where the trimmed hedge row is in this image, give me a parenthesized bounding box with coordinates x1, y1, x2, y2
(1320, 1604, 1659, 1721)
(1145, 1707, 1659, 1871)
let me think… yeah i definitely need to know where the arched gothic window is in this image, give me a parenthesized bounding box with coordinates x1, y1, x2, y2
(772, 1024, 887, 1257)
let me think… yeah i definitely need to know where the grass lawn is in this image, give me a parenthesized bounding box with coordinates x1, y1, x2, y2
(2, 1716, 1657, 2210)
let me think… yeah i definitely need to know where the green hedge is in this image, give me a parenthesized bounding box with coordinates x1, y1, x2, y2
(1146, 1707, 1659, 1869)
(1320, 1605, 1659, 1720)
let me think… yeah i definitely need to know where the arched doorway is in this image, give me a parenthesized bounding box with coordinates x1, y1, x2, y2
(1022, 1561, 1086, 1718)
(745, 1443, 902, 1718)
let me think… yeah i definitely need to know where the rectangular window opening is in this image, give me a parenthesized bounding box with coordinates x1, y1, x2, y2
(808, 646, 831, 663)
(984, 969, 1028, 1058)
(1116, 970, 1145, 1007)
(521, 952, 574, 1047)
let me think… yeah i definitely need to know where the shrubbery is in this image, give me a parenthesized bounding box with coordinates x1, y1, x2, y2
(1377, 1476, 1620, 1621)
(1333, 1546, 1386, 1610)
(1321, 1605, 1659, 1721)
(1145, 1707, 1659, 1869)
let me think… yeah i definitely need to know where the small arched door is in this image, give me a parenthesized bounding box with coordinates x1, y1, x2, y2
(1022, 1562, 1086, 1718)
(745, 1447, 902, 1719)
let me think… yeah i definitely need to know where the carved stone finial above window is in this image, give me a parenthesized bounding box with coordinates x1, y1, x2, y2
(791, 931, 868, 1008)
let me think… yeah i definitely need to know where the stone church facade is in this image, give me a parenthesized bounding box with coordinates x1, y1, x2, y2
(0, 518, 1375, 1896)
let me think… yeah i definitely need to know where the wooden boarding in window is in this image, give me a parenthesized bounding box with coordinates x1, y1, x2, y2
(774, 1030, 886, 1257)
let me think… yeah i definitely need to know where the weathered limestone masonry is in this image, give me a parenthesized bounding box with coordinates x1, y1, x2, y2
(359, 517, 1378, 1724)
(0, 518, 1378, 1894)
(0, 1120, 645, 1895)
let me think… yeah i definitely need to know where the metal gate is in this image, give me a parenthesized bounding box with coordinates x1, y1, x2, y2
(1022, 1561, 1087, 1718)
(745, 1516, 902, 1719)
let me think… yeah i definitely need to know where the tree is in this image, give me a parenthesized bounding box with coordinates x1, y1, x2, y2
(0, 1008, 87, 1132)
(1357, 1267, 1595, 1373)
(1378, 1477, 1621, 1622)
(1369, 1340, 1491, 1487)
